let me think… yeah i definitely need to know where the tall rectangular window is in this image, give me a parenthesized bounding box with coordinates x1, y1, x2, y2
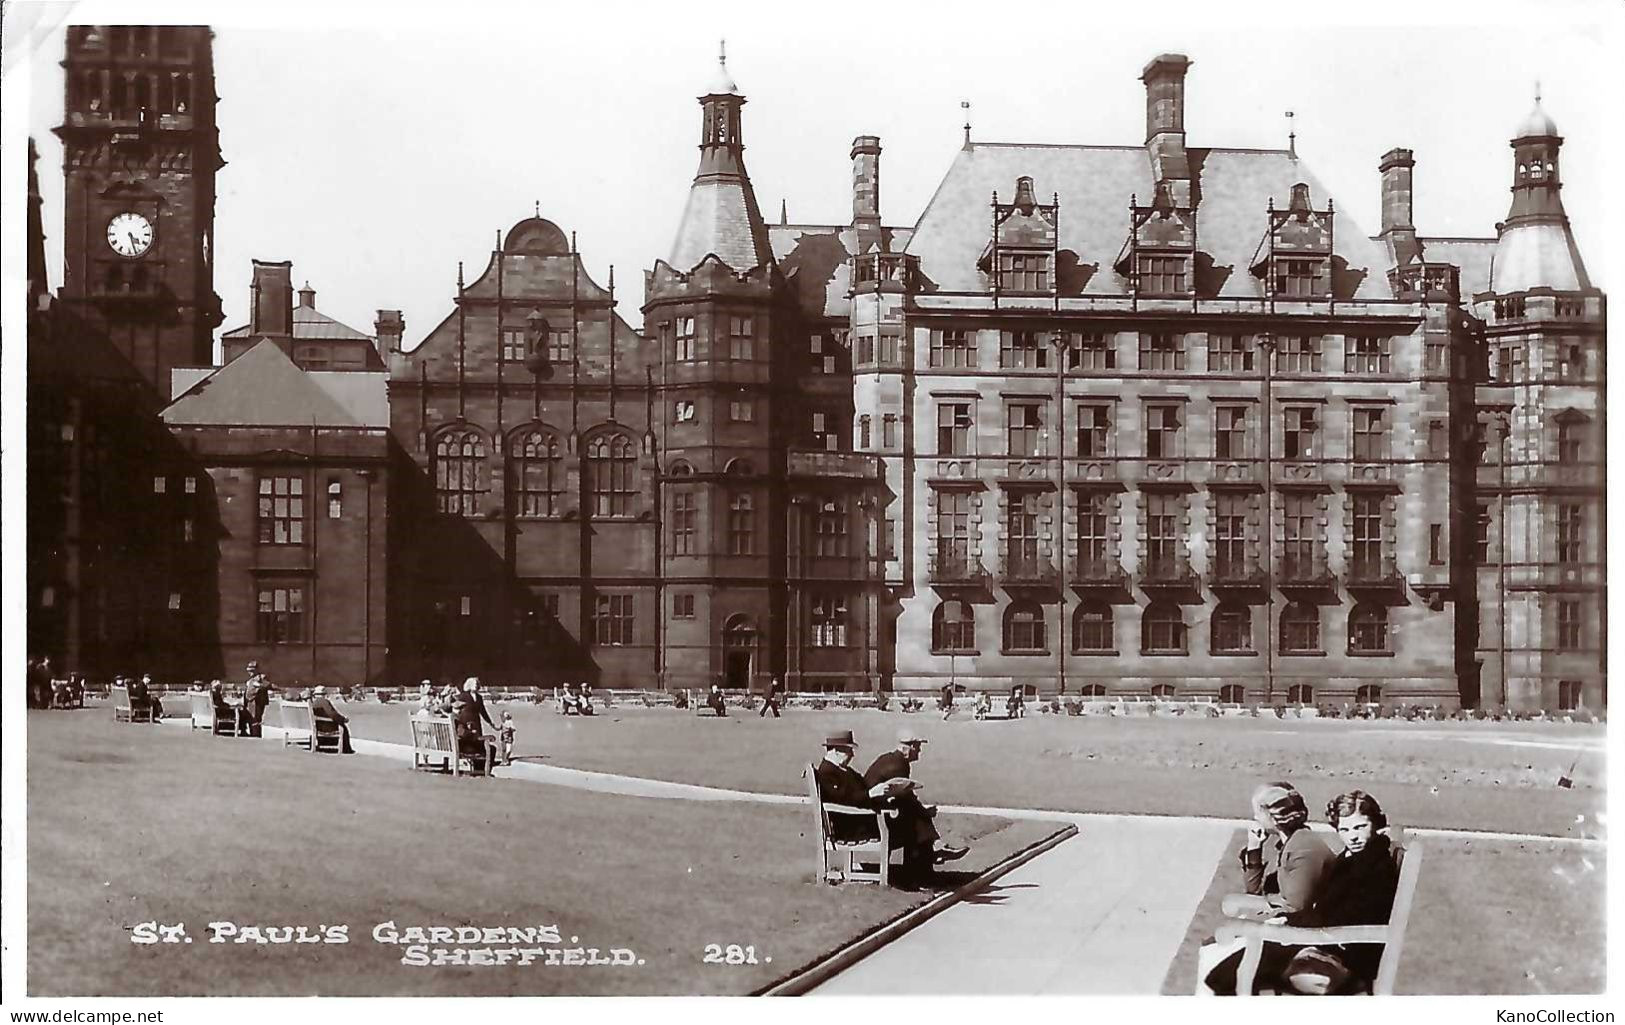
(1282, 491, 1319, 579)
(934, 490, 972, 570)
(1345, 335, 1392, 374)
(1209, 334, 1255, 372)
(728, 315, 754, 360)
(855, 334, 874, 364)
(930, 328, 976, 368)
(1136, 254, 1189, 294)
(1475, 503, 1492, 562)
(1350, 494, 1386, 575)
(257, 476, 305, 545)
(1496, 343, 1524, 383)
(547, 329, 572, 366)
(937, 402, 973, 455)
(1214, 405, 1249, 459)
(1000, 330, 1048, 369)
(1275, 335, 1321, 374)
(1144, 404, 1181, 459)
(500, 328, 527, 363)
(1283, 406, 1319, 460)
(1006, 491, 1041, 568)
(1557, 503, 1584, 564)
(728, 398, 753, 422)
(1213, 491, 1251, 576)
(1006, 403, 1045, 457)
(858, 415, 872, 449)
(674, 316, 697, 361)
(811, 411, 837, 450)
(1274, 257, 1326, 297)
(593, 594, 633, 646)
(671, 491, 696, 555)
(729, 493, 755, 555)
(1144, 491, 1182, 568)
(256, 585, 305, 643)
(997, 252, 1048, 292)
(1351, 407, 1389, 461)
(1424, 337, 1448, 373)
(877, 332, 899, 364)
(1077, 404, 1110, 458)
(1077, 490, 1110, 567)
(1069, 332, 1116, 371)
(1557, 420, 1584, 464)
(1559, 343, 1585, 381)
(327, 480, 342, 519)
(1558, 599, 1583, 650)
(1139, 332, 1185, 371)
(814, 500, 848, 557)
(882, 414, 897, 449)
(673, 593, 696, 619)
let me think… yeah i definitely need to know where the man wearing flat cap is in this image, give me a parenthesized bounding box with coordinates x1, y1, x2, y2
(865, 726, 969, 878)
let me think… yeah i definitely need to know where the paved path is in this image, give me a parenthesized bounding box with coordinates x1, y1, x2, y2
(810, 814, 1234, 994)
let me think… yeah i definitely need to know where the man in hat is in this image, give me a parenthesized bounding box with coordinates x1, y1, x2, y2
(241, 662, 271, 737)
(1224, 781, 1336, 919)
(309, 686, 354, 754)
(865, 726, 969, 877)
(813, 730, 876, 842)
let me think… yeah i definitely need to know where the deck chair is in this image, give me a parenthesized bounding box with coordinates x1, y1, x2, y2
(805, 764, 895, 885)
(280, 700, 345, 753)
(1203, 832, 1423, 996)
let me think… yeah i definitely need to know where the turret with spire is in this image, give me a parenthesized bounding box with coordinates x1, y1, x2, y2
(1490, 91, 1591, 294)
(665, 41, 774, 273)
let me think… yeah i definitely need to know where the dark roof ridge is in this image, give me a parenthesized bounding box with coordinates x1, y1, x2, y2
(1418, 235, 1499, 244)
(967, 142, 1294, 156)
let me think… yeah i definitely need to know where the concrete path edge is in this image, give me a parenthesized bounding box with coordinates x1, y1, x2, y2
(755, 822, 1080, 997)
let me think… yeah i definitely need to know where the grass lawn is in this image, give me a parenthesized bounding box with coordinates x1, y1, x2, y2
(1162, 828, 1605, 994)
(337, 701, 1603, 837)
(27, 712, 1062, 996)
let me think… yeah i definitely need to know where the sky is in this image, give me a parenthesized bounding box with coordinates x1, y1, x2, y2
(9, 0, 1622, 353)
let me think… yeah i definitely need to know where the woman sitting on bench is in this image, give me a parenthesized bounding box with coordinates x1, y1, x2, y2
(1006, 685, 1026, 719)
(1206, 790, 1400, 995)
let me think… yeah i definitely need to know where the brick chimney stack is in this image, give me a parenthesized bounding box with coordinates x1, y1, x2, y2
(1141, 54, 1193, 208)
(249, 260, 294, 336)
(375, 310, 405, 357)
(851, 135, 882, 230)
(1378, 148, 1421, 266)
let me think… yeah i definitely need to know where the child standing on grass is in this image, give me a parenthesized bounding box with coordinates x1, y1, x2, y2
(499, 711, 516, 765)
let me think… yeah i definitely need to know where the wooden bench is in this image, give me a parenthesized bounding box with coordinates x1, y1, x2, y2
(111, 684, 153, 724)
(279, 700, 344, 753)
(688, 689, 728, 716)
(1203, 834, 1424, 995)
(805, 763, 897, 885)
(553, 687, 596, 716)
(408, 714, 476, 776)
(972, 693, 1025, 721)
(189, 691, 244, 735)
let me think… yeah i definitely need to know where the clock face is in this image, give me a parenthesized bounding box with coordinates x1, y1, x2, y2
(106, 212, 154, 258)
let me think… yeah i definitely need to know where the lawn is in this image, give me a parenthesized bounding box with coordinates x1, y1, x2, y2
(1162, 828, 1606, 994)
(26, 712, 1061, 997)
(337, 701, 1603, 837)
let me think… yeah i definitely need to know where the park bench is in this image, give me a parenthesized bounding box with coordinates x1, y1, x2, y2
(189, 691, 245, 736)
(408, 714, 481, 777)
(805, 764, 897, 885)
(972, 693, 1026, 721)
(111, 684, 153, 724)
(553, 687, 596, 716)
(279, 700, 344, 753)
(1201, 833, 1424, 995)
(688, 689, 729, 716)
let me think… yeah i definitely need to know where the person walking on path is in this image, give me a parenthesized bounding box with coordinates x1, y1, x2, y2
(759, 678, 783, 718)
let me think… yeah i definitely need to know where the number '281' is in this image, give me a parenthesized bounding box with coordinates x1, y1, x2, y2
(702, 943, 760, 965)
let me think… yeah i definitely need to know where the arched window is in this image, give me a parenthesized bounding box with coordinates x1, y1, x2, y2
(1348, 603, 1390, 654)
(1280, 602, 1321, 654)
(932, 601, 976, 653)
(1211, 603, 1254, 654)
(1356, 683, 1382, 705)
(1072, 602, 1114, 654)
(511, 428, 562, 517)
(1141, 601, 1186, 654)
(434, 427, 485, 516)
(1287, 683, 1314, 705)
(1003, 601, 1046, 653)
(725, 458, 755, 476)
(587, 433, 636, 518)
(1150, 683, 1176, 700)
(667, 460, 694, 478)
(1078, 683, 1107, 698)
(1219, 683, 1245, 704)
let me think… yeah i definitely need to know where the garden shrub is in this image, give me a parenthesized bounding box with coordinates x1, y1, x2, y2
(1065, 698, 1084, 716)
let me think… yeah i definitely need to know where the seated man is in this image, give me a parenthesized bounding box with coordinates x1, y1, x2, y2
(560, 683, 582, 715)
(1006, 686, 1027, 718)
(864, 726, 969, 881)
(208, 680, 246, 735)
(578, 682, 596, 716)
(128, 673, 164, 721)
(308, 686, 355, 754)
(706, 683, 728, 717)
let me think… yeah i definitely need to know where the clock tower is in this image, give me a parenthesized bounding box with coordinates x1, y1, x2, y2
(55, 25, 224, 395)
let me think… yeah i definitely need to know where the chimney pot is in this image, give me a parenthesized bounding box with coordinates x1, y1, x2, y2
(851, 135, 882, 229)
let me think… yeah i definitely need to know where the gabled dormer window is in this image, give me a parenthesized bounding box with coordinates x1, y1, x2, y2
(1274, 257, 1327, 298)
(998, 252, 1049, 292)
(1136, 254, 1189, 295)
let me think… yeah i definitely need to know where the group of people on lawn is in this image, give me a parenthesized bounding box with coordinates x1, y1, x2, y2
(25, 656, 89, 709)
(938, 682, 1027, 720)
(1200, 782, 1401, 995)
(414, 678, 516, 771)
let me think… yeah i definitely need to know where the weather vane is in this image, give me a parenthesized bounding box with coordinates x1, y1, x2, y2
(1285, 110, 1297, 159)
(962, 100, 972, 145)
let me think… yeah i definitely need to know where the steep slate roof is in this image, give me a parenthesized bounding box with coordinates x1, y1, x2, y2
(904, 143, 1395, 301)
(669, 177, 775, 273)
(221, 303, 374, 341)
(769, 224, 915, 320)
(1490, 221, 1592, 294)
(163, 338, 384, 427)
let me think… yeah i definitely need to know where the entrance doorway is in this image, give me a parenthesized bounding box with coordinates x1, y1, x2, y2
(723, 613, 756, 691)
(725, 650, 752, 690)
